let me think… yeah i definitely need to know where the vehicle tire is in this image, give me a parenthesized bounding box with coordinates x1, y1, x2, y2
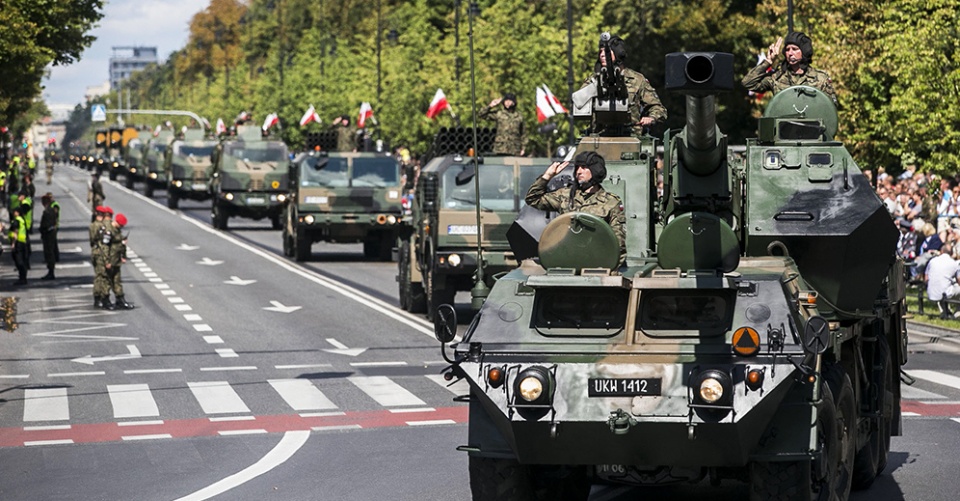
(144, 183, 155, 198)
(270, 214, 282, 230)
(469, 457, 589, 501)
(109, 170, 118, 181)
(852, 336, 894, 489)
(823, 365, 857, 500)
(378, 232, 393, 262)
(124, 175, 134, 189)
(749, 381, 840, 501)
(294, 229, 311, 262)
(398, 241, 413, 311)
(167, 192, 179, 210)
(212, 201, 228, 230)
(426, 267, 455, 322)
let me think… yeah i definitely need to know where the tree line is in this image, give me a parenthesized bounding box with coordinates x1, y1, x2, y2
(54, 1, 960, 174)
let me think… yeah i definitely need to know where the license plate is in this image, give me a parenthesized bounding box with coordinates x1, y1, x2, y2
(246, 197, 265, 205)
(588, 378, 662, 397)
(191, 183, 207, 191)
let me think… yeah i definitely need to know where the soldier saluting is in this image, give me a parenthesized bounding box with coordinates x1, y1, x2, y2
(742, 31, 838, 106)
(479, 92, 526, 156)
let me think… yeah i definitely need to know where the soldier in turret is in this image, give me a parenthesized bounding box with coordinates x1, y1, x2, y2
(479, 93, 526, 156)
(331, 115, 357, 152)
(525, 151, 626, 265)
(742, 31, 838, 106)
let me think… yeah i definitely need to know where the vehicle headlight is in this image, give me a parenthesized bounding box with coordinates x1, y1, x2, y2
(387, 215, 397, 224)
(173, 180, 183, 188)
(277, 194, 286, 203)
(130, 168, 137, 174)
(519, 377, 543, 402)
(112, 162, 119, 167)
(699, 378, 724, 403)
(304, 215, 315, 224)
(225, 193, 234, 201)
(447, 253, 461, 267)
(149, 173, 157, 179)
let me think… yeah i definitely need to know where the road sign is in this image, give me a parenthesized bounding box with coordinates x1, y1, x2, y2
(91, 104, 107, 122)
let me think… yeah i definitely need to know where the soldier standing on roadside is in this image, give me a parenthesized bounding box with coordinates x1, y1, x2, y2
(88, 171, 105, 221)
(741, 31, 838, 106)
(8, 206, 30, 285)
(104, 214, 134, 310)
(39, 193, 59, 280)
(479, 93, 526, 156)
(90, 206, 112, 308)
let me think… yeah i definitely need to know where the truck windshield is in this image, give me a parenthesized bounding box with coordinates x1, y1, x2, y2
(352, 157, 399, 187)
(299, 157, 349, 187)
(152, 144, 167, 153)
(518, 168, 544, 208)
(225, 143, 288, 162)
(174, 145, 214, 157)
(442, 164, 516, 211)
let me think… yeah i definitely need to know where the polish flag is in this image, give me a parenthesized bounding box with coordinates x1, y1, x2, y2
(535, 87, 556, 123)
(215, 118, 227, 135)
(299, 105, 321, 127)
(262, 112, 279, 131)
(153, 124, 162, 137)
(542, 84, 568, 114)
(426, 88, 449, 119)
(358, 102, 374, 128)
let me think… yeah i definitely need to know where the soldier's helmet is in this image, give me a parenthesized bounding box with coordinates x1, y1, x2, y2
(783, 31, 814, 65)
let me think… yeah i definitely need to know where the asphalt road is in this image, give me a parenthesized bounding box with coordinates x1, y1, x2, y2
(0, 163, 958, 500)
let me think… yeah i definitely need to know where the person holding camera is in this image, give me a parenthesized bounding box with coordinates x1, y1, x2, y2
(581, 33, 667, 137)
(742, 31, 838, 106)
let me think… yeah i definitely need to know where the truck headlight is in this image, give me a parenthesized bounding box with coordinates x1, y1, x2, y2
(277, 194, 287, 203)
(699, 378, 724, 403)
(173, 180, 183, 188)
(304, 215, 315, 224)
(519, 377, 543, 402)
(447, 253, 462, 267)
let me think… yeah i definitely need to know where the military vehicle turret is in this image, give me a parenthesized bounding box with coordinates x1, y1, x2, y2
(398, 154, 553, 319)
(209, 125, 290, 230)
(143, 130, 175, 198)
(282, 150, 403, 261)
(435, 52, 905, 500)
(164, 129, 219, 209)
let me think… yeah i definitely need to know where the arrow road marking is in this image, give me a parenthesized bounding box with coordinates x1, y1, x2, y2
(72, 344, 141, 365)
(263, 301, 301, 313)
(197, 257, 224, 266)
(177, 244, 200, 251)
(323, 338, 367, 357)
(224, 276, 257, 286)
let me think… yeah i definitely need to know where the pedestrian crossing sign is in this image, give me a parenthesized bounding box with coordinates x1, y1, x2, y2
(91, 104, 107, 122)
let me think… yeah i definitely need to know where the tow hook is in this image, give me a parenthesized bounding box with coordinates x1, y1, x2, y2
(607, 409, 636, 435)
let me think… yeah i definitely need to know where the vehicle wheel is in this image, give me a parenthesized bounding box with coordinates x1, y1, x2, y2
(469, 457, 589, 501)
(124, 175, 134, 189)
(398, 241, 412, 311)
(294, 229, 311, 262)
(144, 183, 154, 198)
(109, 170, 118, 181)
(852, 336, 894, 489)
(212, 201, 228, 230)
(750, 380, 842, 501)
(426, 267, 455, 322)
(271, 214, 282, 230)
(823, 365, 857, 500)
(168, 192, 179, 209)
(378, 232, 393, 262)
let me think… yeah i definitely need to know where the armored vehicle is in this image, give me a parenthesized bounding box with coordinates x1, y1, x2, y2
(210, 125, 290, 230)
(398, 154, 553, 319)
(123, 129, 154, 189)
(143, 130, 175, 198)
(164, 129, 219, 209)
(105, 127, 125, 180)
(282, 151, 403, 261)
(434, 52, 905, 500)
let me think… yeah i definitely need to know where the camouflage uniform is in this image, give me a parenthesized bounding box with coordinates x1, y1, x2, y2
(88, 176, 104, 212)
(525, 177, 626, 264)
(336, 125, 357, 152)
(582, 67, 667, 136)
(479, 106, 526, 156)
(90, 219, 110, 303)
(741, 62, 838, 106)
(104, 223, 126, 298)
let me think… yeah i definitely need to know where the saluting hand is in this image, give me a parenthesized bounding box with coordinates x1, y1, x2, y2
(542, 161, 569, 181)
(766, 37, 783, 64)
(489, 98, 502, 108)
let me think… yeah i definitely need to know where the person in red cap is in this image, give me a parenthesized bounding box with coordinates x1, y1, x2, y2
(103, 213, 133, 309)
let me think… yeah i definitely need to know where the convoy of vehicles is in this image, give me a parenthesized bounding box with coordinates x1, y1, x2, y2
(164, 129, 219, 209)
(143, 130, 175, 198)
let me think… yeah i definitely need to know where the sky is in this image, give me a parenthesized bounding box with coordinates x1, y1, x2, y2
(43, 0, 207, 116)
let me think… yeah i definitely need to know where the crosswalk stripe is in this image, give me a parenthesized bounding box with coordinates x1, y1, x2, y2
(425, 374, 471, 396)
(909, 370, 960, 390)
(187, 381, 250, 414)
(268, 379, 338, 411)
(108, 384, 160, 419)
(23, 388, 69, 422)
(901, 385, 947, 401)
(348, 376, 426, 407)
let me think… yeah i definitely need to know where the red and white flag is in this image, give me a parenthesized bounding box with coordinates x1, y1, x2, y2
(262, 112, 279, 131)
(215, 118, 227, 135)
(426, 88, 449, 119)
(358, 102, 374, 128)
(535, 87, 556, 123)
(299, 105, 321, 127)
(153, 124, 162, 136)
(542, 84, 568, 114)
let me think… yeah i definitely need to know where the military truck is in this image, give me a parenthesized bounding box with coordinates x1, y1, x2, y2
(123, 129, 154, 189)
(398, 154, 553, 319)
(164, 129, 219, 209)
(282, 151, 403, 261)
(209, 125, 290, 230)
(143, 130, 175, 198)
(433, 52, 905, 500)
(105, 127, 125, 180)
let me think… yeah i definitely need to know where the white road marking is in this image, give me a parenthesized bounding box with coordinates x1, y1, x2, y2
(124, 368, 182, 375)
(155, 283, 170, 289)
(275, 364, 332, 370)
(143, 272, 158, 278)
(172, 430, 309, 501)
(23, 388, 69, 422)
(122, 434, 172, 441)
(262, 301, 301, 313)
(952, 418, 960, 426)
(312, 425, 361, 431)
(299, 411, 345, 418)
(425, 374, 471, 395)
(49, 371, 106, 377)
(108, 384, 160, 419)
(350, 361, 405, 367)
(0, 375, 29, 379)
(193, 324, 213, 332)
(175, 305, 193, 311)
(210, 416, 255, 422)
(348, 376, 426, 407)
(197, 257, 224, 266)
(389, 407, 435, 413)
(902, 411, 921, 417)
(117, 420, 164, 426)
(407, 419, 456, 426)
(188, 381, 250, 414)
(25, 439, 74, 446)
(268, 379, 338, 411)
(168, 297, 185, 304)
(216, 349, 238, 358)
(149, 278, 163, 283)
(218, 429, 267, 436)
(200, 366, 257, 372)
(184, 314, 203, 321)
(23, 425, 71, 431)
(203, 336, 225, 344)
(901, 385, 947, 401)
(161, 290, 177, 296)
(909, 370, 960, 390)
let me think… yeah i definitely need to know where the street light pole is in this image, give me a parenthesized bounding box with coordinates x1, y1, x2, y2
(468, 1, 489, 309)
(566, 0, 575, 146)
